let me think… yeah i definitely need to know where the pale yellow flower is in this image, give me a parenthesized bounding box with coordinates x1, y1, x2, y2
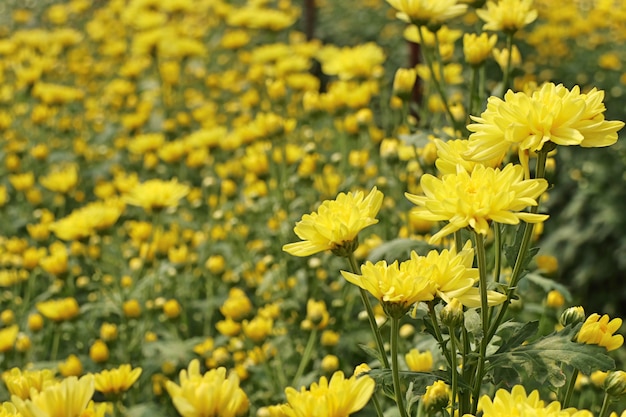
(124, 178, 190, 213)
(406, 164, 548, 243)
(36, 298, 79, 322)
(405, 349, 433, 372)
(463, 32, 498, 66)
(12, 375, 95, 417)
(2, 368, 57, 400)
(283, 187, 383, 257)
(94, 364, 142, 395)
(476, 0, 538, 33)
(577, 313, 624, 352)
(0, 325, 18, 352)
(386, 0, 468, 27)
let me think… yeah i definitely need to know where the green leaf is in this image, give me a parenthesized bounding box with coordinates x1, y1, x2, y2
(358, 343, 383, 364)
(488, 325, 615, 388)
(367, 238, 436, 263)
(494, 321, 539, 354)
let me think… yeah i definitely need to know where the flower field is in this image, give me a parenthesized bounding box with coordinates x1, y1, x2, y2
(0, 0, 626, 416)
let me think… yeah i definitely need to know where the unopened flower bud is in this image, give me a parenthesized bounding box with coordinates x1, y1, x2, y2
(605, 370, 626, 397)
(560, 306, 585, 327)
(440, 298, 464, 327)
(422, 380, 450, 413)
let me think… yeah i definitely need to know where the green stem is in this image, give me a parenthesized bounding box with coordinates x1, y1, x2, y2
(486, 150, 549, 343)
(454, 230, 463, 253)
(500, 32, 514, 97)
(391, 317, 409, 417)
(562, 368, 579, 409)
(428, 301, 452, 366)
(347, 252, 390, 369)
(468, 65, 480, 120)
(459, 326, 471, 415)
(471, 231, 489, 413)
(448, 325, 459, 416)
(291, 328, 318, 387)
(372, 394, 385, 417)
(597, 392, 612, 417)
(50, 326, 61, 362)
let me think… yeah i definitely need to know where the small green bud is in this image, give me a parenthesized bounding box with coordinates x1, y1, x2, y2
(331, 238, 359, 257)
(605, 370, 626, 397)
(440, 298, 464, 328)
(560, 306, 586, 327)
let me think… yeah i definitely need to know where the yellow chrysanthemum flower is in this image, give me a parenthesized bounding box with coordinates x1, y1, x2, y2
(406, 164, 548, 243)
(0, 402, 20, 417)
(2, 368, 57, 400)
(12, 375, 95, 417)
(434, 139, 502, 175)
(476, 385, 593, 417)
(165, 359, 249, 417)
(283, 187, 384, 257)
(577, 313, 624, 352)
(386, 0, 468, 27)
(281, 369, 375, 417)
(36, 298, 80, 322)
(94, 364, 142, 395)
(405, 349, 433, 372)
(0, 325, 18, 353)
(463, 32, 498, 66)
(476, 0, 538, 33)
(341, 260, 435, 317)
(466, 83, 625, 164)
(316, 43, 385, 81)
(124, 178, 190, 213)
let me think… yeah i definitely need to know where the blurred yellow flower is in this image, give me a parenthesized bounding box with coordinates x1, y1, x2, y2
(463, 32, 498, 66)
(242, 316, 273, 343)
(0, 325, 18, 352)
(12, 374, 95, 417)
(477, 385, 592, 417)
(316, 43, 385, 80)
(341, 259, 435, 317)
(40, 164, 78, 194)
(0, 403, 19, 417)
(283, 187, 383, 257)
(94, 364, 142, 395)
(220, 288, 252, 321)
(36, 298, 79, 322)
(58, 354, 83, 377)
(124, 178, 190, 213)
(466, 83, 625, 164)
(282, 369, 375, 417)
(165, 359, 249, 417)
(2, 368, 57, 400)
(304, 299, 330, 330)
(406, 164, 549, 243)
(422, 380, 450, 412)
(89, 339, 110, 363)
(577, 313, 624, 351)
(476, 0, 538, 33)
(386, 0, 467, 27)
(405, 349, 433, 372)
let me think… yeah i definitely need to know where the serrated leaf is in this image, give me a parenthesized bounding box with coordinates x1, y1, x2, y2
(494, 321, 539, 354)
(358, 343, 383, 364)
(488, 325, 615, 388)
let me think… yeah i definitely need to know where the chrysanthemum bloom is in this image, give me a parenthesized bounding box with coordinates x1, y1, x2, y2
(466, 83, 625, 165)
(165, 359, 249, 417)
(476, 0, 538, 33)
(386, 0, 467, 27)
(406, 164, 548, 243)
(463, 32, 498, 66)
(281, 368, 375, 417)
(283, 187, 383, 257)
(404, 242, 506, 307)
(36, 298, 79, 322)
(0, 402, 20, 417)
(577, 313, 624, 351)
(341, 260, 435, 317)
(94, 364, 142, 395)
(316, 43, 385, 80)
(422, 380, 450, 413)
(2, 368, 57, 399)
(0, 325, 18, 352)
(11, 374, 95, 417)
(433, 139, 502, 175)
(39, 164, 79, 194)
(405, 349, 433, 372)
(124, 178, 190, 213)
(476, 385, 592, 417)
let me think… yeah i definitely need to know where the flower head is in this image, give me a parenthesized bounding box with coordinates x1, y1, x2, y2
(124, 178, 190, 213)
(406, 164, 548, 243)
(577, 313, 623, 351)
(94, 364, 142, 395)
(12, 375, 95, 417)
(466, 83, 625, 164)
(0, 325, 18, 353)
(463, 32, 498, 66)
(283, 187, 383, 257)
(2, 368, 57, 400)
(386, 0, 468, 27)
(477, 385, 592, 417)
(281, 368, 375, 417)
(36, 298, 80, 322)
(165, 359, 249, 417)
(476, 0, 538, 33)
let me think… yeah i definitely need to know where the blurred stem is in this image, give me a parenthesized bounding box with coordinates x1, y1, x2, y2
(50, 326, 60, 362)
(500, 32, 514, 97)
(428, 301, 452, 366)
(347, 252, 390, 369)
(448, 325, 459, 416)
(460, 325, 471, 414)
(492, 225, 502, 284)
(454, 230, 463, 253)
(416, 25, 461, 132)
(486, 149, 549, 343)
(562, 368, 579, 408)
(390, 317, 409, 417)
(468, 65, 480, 119)
(471, 231, 489, 413)
(597, 392, 611, 417)
(291, 328, 318, 387)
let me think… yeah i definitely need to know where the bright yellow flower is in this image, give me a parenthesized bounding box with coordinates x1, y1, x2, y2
(422, 380, 450, 412)
(476, 0, 538, 33)
(406, 164, 548, 243)
(386, 0, 468, 27)
(405, 349, 433, 372)
(0, 325, 18, 352)
(2, 368, 57, 400)
(165, 359, 249, 417)
(36, 298, 79, 322)
(466, 83, 625, 164)
(434, 139, 502, 175)
(0, 402, 20, 417)
(283, 187, 383, 257)
(124, 178, 190, 213)
(477, 385, 592, 417)
(341, 259, 435, 317)
(316, 43, 385, 80)
(39, 164, 78, 194)
(12, 374, 95, 417)
(463, 32, 498, 66)
(58, 354, 83, 377)
(577, 313, 624, 352)
(281, 369, 375, 417)
(94, 364, 142, 395)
